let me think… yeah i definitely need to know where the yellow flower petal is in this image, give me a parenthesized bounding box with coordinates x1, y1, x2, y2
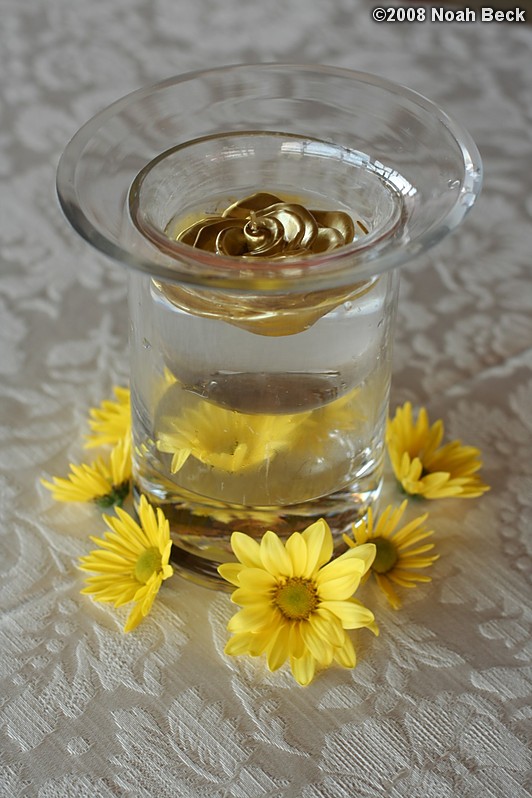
(302, 620, 334, 666)
(260, 530, 293, 577)
(85, 386, 131, 449)
(302, 519, 332, 576)
(320, 599, 375, 629)
(374, 573, 402, 608)
(285, 532, 308, 577)
(290, 651, 316, 686)
(217, 562, 245, 587)
(336, 543, 377, 577)
(170, 448, 191, 474)
(236, 567, 277, 593)
(266, 624, 291, 671)
(316, 556, 367, 601)
(225, 632, 255, 657)
(230, 532, 263, 569)
(333, 632, 357, 669)
(231, 587, 269, 606)
(317, 574, 362, 602)
(312, 607, 345, 644)
(288, 622, 306, 659)
(227, 604, 277, 633)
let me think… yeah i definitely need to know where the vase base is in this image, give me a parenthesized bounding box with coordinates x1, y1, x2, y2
(132, 478, 382, 589)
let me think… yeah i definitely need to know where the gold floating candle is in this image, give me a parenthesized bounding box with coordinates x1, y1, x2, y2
(175, 192, 362, 259)
(157, 192, 371, 336)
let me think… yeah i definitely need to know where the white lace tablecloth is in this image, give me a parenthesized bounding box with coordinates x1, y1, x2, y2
(1, 2, 531, 796)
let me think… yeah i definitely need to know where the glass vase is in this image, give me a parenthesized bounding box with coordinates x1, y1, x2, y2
(57, 64, 481, 585)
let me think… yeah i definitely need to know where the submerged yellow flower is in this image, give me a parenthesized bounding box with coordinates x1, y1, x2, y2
(85, 386, 131, 448)
(291, 385, 363, 454)
(386, 402, 489, 499)
(312, 386, 362, 429)
(218, 520, 378, 686)
(157, 400, 308, 474)
(42, 437, 131, 507)
(79, 495, 173, 632)
(344, 501, 438, 609)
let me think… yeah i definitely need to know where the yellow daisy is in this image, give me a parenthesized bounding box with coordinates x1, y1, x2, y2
(386, 401, 489, 499)
(79, 495, 174, 632)
(157, 400, 308, 474)
(218, 520, 378, 686)
(42, 436, 131, 507)
(85, 386, 131, 448)
(344, 500, 438, 609)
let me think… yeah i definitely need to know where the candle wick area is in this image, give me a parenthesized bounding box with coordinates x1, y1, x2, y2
(248, 210, 259, 233)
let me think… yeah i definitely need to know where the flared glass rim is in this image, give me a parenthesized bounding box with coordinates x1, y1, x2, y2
(56, 63, 482, 291)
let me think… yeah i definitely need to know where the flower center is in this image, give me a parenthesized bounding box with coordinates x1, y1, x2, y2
(372, 537, 399, 574)
(94, 481, 130, 508)
(273, 577, 318, 620)
(134, 546, 162, 583)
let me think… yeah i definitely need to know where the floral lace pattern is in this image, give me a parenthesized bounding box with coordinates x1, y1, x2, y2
(1, 1, 531, 795)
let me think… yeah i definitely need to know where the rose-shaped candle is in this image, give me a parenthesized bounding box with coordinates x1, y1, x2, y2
(157, 192, 370, 338)
(175, 192, 362, 259)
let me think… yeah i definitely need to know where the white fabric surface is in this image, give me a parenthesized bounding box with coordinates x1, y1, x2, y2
(1, 2, 531, 796)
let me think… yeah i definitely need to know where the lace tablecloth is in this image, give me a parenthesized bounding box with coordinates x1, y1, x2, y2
(1, 2, 531, 796)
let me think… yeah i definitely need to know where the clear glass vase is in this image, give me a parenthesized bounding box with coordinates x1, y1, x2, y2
(57, 65, 481, 585)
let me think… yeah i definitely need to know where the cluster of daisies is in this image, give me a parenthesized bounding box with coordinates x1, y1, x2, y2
(42, 387, 489, 685)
